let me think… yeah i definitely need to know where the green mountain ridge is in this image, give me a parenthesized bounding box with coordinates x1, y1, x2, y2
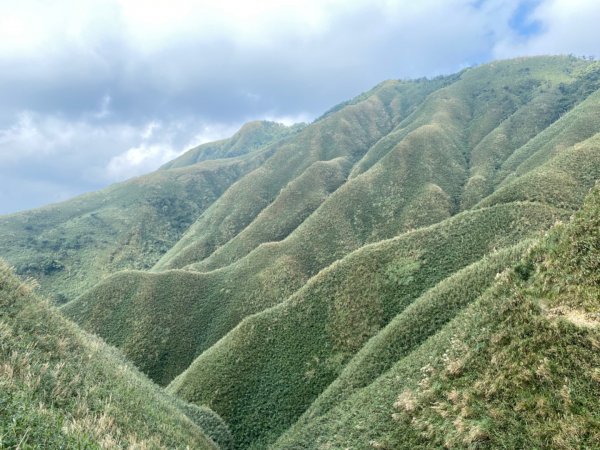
(160, 121, 306, 171)
(1, 55, 599, 448)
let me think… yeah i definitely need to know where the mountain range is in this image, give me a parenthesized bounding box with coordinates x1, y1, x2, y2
(1, 55, 599, 449)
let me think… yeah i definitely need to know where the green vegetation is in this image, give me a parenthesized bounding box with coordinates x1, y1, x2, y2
(1, 56, 599, 448)
(64, 202, 565, 389)
(0, 261, 228, 449)
(168, 212, 555, 448)
(275, 184, 600, 449)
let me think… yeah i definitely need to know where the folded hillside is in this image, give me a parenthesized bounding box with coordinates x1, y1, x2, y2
(167, 228, 538, 448)
(63, 57, 600, 388)
(275, 183, 600, 449)
(158, 56, 600, 274)
(64, 201, 565, 388)
(0, 262, 231, 449)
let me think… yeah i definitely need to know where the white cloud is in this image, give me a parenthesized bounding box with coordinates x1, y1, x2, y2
(0, 110, 240, 188)
(94, 95, 112, 119)
(106, 143, 180, 180)
(494, 0, 600, 58)
(263, 113, 313, 127)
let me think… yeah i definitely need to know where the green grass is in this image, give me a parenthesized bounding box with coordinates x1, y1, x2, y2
(0, 261, 230, 449)
(153, 77, 448, 271)
(63, 57, 600, 394)
(64, 201, 565, 391)
(193, 157, 352, 271)
(166, 203, 564, 448)
(275, 183, 600, 449)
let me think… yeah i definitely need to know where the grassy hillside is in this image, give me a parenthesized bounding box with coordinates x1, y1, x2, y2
(275, 183, 599, 449)
(153, 76, 451, 271)
(0, 261, 231, 449)
(160, 57, 599, 278)
(64, 202, 565, 389)
(167, 220, 547, 448)
(0, 153, 264, 304)
(160, 121, 305, 170)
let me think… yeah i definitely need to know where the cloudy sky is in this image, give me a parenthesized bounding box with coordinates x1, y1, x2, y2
(1, 0, 599, 214)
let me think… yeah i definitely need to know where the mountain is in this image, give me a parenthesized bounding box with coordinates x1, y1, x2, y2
(1, 55, 599, 448)
(274, 181, 600, 449)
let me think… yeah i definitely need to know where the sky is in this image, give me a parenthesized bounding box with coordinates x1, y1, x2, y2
(1, 0, 599, 214)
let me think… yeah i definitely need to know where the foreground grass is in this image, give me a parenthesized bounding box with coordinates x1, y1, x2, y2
(0, 262, 230, 449)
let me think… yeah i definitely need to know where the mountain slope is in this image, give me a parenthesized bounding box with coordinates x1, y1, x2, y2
(167, 204, 559, 448)
(0, 261, 230, 449)
(275, 183, 599, 449)
(160, 121, 305, 170)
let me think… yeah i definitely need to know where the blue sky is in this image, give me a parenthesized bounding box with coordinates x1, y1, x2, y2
(0, 0, 599, 214)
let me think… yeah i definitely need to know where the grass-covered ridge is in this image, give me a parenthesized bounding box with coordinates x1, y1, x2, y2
(63, 56, 600, 388)
(0, 261, 231, 449)
(167, 215, 551, 448)
(64, 201, 566, 389)
(160, 121, 306, 170)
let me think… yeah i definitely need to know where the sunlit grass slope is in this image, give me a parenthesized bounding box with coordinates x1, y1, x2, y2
(0, 261, 231, 449)
(153, 76, 452, 271)
(190, 157, 352, 272)
(160, 56, 599, 277)
(0, 153, 263, 304)
(65, 200, 563, 390)
(275, 184, 600, 449)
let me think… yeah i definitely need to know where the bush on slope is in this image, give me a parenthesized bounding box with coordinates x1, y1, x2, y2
(275, 184, 600, 450)
(0, 262, 228, 449)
